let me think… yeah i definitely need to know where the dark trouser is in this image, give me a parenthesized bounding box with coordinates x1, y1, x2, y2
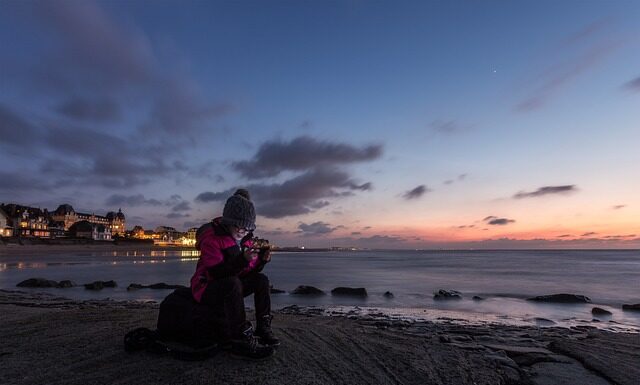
(200, 272, 271, 339)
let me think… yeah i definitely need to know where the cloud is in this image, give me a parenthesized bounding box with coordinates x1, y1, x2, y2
(483, 216, 515, 226)
(557, 234, 572, 238)
(403, 185, 430, 200)
(623, 76, 640, 92)
(298, 221, 336, 235)
(581, 232, 598, 237)
(513, 185, 576, 199)
(56, 97, 120, 122)
(612, 204, 626, 210)
(171, 201, 191, 212)
(195, 168, 373, 218)
(232, 136, 383, 179)
(166, 212, 190, 219)
(515, 22, 620, 112)
(0, 104, 40, 147)
(0, 171, 52, 192)
(430, 120, 463, 135)
(105, 194, 162, 207)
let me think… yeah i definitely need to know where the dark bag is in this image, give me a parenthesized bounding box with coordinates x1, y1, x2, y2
(123, 288, 225, 360)
(157, 287, 226, 346)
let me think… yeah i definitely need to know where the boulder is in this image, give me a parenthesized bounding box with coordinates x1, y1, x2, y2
(526, 294, 591, 303)
(290, 285, 325, 295)
(127, 283, 185, 291)
(148, 283, 184, 290)
(127, 283, 144, 291)
(591, 307, 612, 316)
(331, 287, 367, 297)
(433, 289, 462, 300)
(622, 303, 640, 311)
(84, 281, 104, 290)
(56, 280, 76, 288)
(472, 296, 485, 301)
(383, 291, 394, 298)
(16, 278, 58, 288)
(84, 280, 117, 290)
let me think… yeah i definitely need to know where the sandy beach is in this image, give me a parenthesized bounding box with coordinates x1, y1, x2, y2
(1, 290, 638, 385)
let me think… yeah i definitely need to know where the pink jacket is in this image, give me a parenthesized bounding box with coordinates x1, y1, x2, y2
(190, 218, 263, 302)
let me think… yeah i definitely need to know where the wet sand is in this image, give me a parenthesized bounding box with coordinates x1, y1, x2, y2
(0, 242, 194, 257)
(1, 290, 638, 385)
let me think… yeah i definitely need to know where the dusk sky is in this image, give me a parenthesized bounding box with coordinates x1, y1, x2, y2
(1, 1, 639, 249)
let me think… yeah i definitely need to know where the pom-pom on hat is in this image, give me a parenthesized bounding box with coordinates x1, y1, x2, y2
(221, 189, 256, 231)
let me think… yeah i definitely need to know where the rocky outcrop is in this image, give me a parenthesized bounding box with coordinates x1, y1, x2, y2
(622, 304, 640, 311)
(434, 289, 462, 300)
(383, 291, 394, 298)
(126, 283, 185, 291)
(84, 280, 117, 290)
(270, 287, 285, 294)
(17, 278, 59, 288)
(331, 287, 367, 297)
(472, 296, 485, 301)
(290, 286, 325, 295)
(591, 307, 612, 316)
(526, 294, 591, 303)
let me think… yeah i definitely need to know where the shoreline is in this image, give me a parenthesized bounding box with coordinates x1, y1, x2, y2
(1, 290, 639, 385)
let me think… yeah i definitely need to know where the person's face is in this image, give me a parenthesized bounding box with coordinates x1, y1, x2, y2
(230, 225, 250, 241)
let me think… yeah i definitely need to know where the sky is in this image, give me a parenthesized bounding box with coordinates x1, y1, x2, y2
(1, 0, 639, 249)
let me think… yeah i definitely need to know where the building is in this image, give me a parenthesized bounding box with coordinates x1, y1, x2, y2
(52, 204, 125, 235)
(68, 220, 112, 241)
(0, 204, 50, 238)
(0, 207, 13, 237)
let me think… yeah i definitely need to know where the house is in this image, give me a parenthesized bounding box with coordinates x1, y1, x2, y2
(0, 207, 13, 237)
(0, 204, 50, 238)
(68, 220, 112, 241)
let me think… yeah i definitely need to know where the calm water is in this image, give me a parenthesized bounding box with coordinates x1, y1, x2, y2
(1, 249, 639, 329)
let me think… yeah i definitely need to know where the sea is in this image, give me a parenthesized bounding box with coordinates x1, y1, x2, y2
(1, 249, 639, 331)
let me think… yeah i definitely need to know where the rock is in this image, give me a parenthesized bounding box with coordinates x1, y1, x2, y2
(270, 287, 285, 294)
(148, 283, 183, 290)
(526, 293, 591, 303)
(127, 283, 144, 291)
(56, 280, 76, 288)
(591, 307, 612, 316)
(433, 289, 462, 300)
(290, 285, 325, 295)
(84, 281, 104, 290)
(622, 303, 640, 311)
(383, 291, 394, 298)
(84, 280, 117, 290)
(331, 287, 367, 297)
(472, 295, 485, 301)
(16, 278, 58, 288)
(127, 283, 185, 291)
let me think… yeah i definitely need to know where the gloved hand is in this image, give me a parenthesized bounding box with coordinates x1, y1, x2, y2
(259, 248, 272, 263)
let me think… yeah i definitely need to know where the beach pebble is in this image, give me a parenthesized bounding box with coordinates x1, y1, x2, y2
(527, 293, 591, 303)
(331, 287, 367, 297)
(290, 285, 325, 295)
(433, 289, 462, 300)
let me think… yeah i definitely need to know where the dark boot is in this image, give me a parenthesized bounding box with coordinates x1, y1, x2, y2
(230, 325, 275, 359)
(255, 315, 280, 346)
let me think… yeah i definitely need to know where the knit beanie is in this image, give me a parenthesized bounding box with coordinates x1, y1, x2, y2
(221, 189, 256, 231)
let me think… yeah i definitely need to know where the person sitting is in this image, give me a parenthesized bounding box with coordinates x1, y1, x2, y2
(190, 189, 279, 359)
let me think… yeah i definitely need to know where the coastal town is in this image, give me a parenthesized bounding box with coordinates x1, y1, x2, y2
(0, 202, 197, 246)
